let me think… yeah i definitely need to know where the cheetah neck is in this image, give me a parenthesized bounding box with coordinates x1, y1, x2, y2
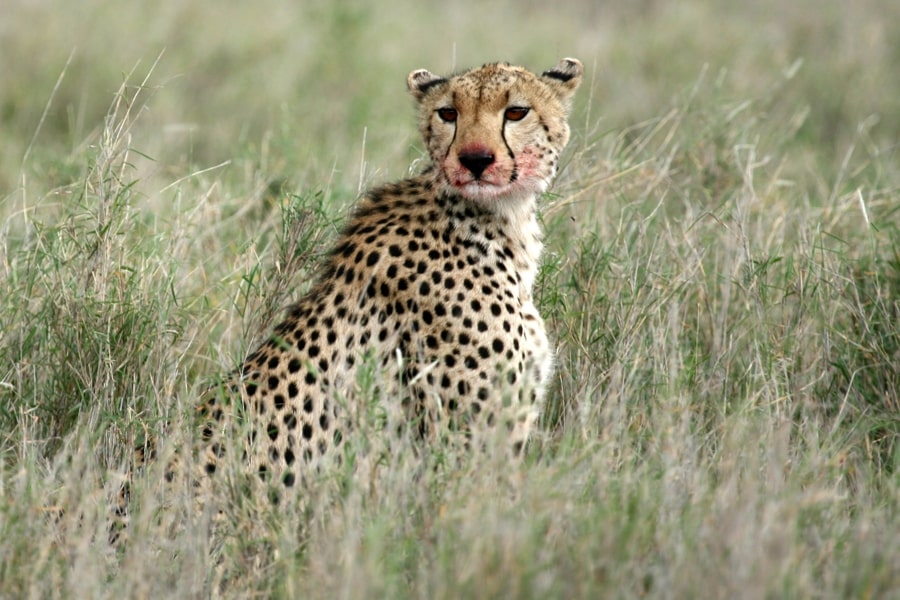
(444, 190, 544, 298)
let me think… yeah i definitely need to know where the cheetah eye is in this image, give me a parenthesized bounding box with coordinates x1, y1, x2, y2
(437, 107, 458, 123)
(504, 107, 530, 122)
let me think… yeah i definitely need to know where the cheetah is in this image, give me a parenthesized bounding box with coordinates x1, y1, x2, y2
(152, 58, 582, 513)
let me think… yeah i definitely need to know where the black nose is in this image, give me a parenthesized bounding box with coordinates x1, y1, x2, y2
(458, 150, 495, 179)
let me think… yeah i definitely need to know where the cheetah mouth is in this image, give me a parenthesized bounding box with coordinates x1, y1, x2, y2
(451, 177, 546, 202)
(455, 180, 513, 200)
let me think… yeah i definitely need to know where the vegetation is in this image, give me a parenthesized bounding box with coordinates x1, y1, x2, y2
(1, 0, 897, 597)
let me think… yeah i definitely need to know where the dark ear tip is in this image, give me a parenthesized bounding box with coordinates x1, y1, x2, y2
(407, 69, 447, 96)
(542, 57, 584, 83)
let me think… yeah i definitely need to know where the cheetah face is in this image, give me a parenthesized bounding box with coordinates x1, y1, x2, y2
(408, 59, 583, 207)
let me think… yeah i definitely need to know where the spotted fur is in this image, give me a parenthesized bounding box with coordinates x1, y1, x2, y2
(122, 59, 583, 529)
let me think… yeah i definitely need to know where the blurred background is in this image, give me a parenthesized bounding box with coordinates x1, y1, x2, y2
(2, 0, 898, 200)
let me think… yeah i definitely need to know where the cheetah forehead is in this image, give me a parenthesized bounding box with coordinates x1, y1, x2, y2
(407, 58, 583, 106)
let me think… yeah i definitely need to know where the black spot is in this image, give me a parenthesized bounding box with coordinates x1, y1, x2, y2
(288, 358, 301, 373)
(389, 244, 403, 257)
(493, 339, 505, 353)
(338, 242, 356, 258)
(284, 413, 298, 430)
(302, 423, 313, 440)
(283, 472, 296, 487)
(367, 251, 380, 266)
(274, 394, 286, 410)
(267, 422, 279, 441)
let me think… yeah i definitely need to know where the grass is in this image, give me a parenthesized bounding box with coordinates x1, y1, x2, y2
(1, 0, 898, 597)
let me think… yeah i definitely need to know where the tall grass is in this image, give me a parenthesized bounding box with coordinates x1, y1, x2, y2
(1, 0, 898, 597)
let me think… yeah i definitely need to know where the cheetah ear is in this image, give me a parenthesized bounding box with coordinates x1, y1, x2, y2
(407, 69, 447, 100)
(541, 57, 584, 101)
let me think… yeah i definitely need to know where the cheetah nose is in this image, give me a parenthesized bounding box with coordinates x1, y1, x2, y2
(458, 150, 495, 179)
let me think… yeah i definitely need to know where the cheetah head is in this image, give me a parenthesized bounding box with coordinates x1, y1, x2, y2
(408, 58, 583, 209)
